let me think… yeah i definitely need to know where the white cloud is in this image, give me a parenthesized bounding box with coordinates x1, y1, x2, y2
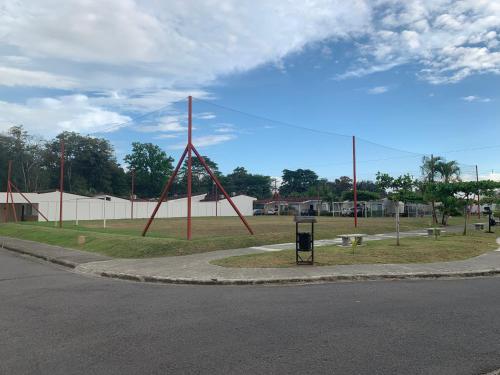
(195, 112, 216, 120)
(137, 116, 188, 133)
(341, 0, 500, 84)
(0, 0, 372, 91)
(461, 95, 492, 102)
(0, 95, 130, 136)
(214, 124, 236, 133)
(0, 66, 77, 88)
(367, 86, 389, 94)
(1, 0, 500, 136)
(171, 134, 235, 149)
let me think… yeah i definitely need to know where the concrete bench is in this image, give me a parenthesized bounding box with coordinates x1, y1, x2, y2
(338, 234, 366, 247)
(426, 228, 443, 236)
(474, 223, 485, 231)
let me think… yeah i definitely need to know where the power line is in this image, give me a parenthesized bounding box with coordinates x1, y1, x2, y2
(88, 97, 188, 135)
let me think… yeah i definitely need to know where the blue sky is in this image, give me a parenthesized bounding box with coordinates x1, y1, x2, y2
(0, 0, 499, 181)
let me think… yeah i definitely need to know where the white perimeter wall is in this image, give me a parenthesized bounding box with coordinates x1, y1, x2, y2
(1, 192, 256, 221)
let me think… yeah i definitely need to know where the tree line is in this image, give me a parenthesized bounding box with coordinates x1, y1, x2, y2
(0, 126, 274, 199)
(1, 127, 498, 210)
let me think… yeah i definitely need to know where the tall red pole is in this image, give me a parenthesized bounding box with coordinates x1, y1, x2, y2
(353, 136, 358, 228)
(187, 96, 193, 240)
(215, 184, 218, 217)
(59, 139, 64, 228)
(4, 161, 11, 222)
(476, 165, 480, 219)
(5, 160, 17, 222)
(131, 169, 135, 220)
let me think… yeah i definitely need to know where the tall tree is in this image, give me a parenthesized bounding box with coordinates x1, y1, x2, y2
(45, 132, 126, 196)
(225, 167, 272, 199)
(436, 160, 461, 183)
(3, 126, 46, 192)
(376, 172, 417, 246)
(124, 142, 174, 198)
(280, 169, 319, 196)
(421, 155, 443, 224)
(177, 155, 220, 195)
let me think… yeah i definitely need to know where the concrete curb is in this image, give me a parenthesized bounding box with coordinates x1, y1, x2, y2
(3, 234, 500, 286)
(87, 268, 500, 286)
(0, 236, 111, 269)
(1, 242, 79, 269)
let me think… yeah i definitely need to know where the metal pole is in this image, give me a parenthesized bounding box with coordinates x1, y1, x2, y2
(10, 182, 49, 221)
(187, 96, 193, 240)
(215, 183, 218, 217)
(7, 161, 17, 222)
(396, 201, 400, 246)
(8, 183, 17, 222)
(102, 198, 106, 229)
(476, 165, 480, 219)
(131, 169, 135, 220)
(353, 136, 358, 227)
(191, 145, 254, 235)
(59, 139, 64, 228)
(4, 160, 12, 222)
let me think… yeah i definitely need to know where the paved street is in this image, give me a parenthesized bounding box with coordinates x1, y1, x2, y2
(1, 249, 500, 375)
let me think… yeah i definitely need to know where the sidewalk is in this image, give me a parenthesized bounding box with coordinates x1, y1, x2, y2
(2, 229, 499, 285)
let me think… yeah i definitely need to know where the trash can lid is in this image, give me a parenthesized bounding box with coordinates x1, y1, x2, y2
(294, 215, 317, 223)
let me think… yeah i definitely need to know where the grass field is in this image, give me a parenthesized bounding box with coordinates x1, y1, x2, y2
(0, 215, 473, 258)
(211, 231, 499, 268)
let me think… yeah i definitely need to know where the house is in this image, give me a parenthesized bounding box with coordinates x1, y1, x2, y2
(253, 196, 328, 215)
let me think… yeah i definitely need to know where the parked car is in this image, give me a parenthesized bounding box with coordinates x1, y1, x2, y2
(266, 209, 278, 215)
(253, 209, 264, 216)
(342, 206, 364, 217)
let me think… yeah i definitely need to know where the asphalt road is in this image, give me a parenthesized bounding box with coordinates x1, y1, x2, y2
(1, 249, 500, 375)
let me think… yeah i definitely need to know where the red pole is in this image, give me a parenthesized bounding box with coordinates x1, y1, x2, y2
(131, 169, 135, 220)
(4, 161, 11, 222)
(192, 145, 254, 235)
(9, 185, 17, 222)
(353, 136, 358, 228)
(187, 96, 193, 240)
(476, 165, 480, 219)
(5, 160, 17, 222)
(142, 146, 188, 236)
(59, 139, 64, 228)
(10, 182, 49, 221)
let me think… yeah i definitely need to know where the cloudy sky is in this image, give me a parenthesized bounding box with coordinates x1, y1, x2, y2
(0, 0, 499, 180)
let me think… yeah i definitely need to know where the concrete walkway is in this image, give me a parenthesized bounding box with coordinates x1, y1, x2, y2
(1, 227, 499, 285)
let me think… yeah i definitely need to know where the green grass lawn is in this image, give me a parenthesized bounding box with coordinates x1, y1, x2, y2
(211, 231, 499, 268)
(0, 215, 474, 258)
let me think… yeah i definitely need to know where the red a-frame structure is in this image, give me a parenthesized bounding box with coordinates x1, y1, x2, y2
(3, 160, 49, 223)
(142, 96, 254, 239)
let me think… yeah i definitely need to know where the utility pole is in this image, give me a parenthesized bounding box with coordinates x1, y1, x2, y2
(59, 139, 64, 228)
(272, 178, 280, 215)
(187, 96, 193, 240)
(476, 165, 480, 219)
(353, 136, 358, 228)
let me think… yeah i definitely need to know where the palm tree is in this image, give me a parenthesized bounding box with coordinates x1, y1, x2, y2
(436, 160, 461, 225)
(421, 155, 443, 224)
(436, 160, 461, 183)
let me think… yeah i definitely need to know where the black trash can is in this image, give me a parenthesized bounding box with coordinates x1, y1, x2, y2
(298, 232, 312, 251)
(294, 216, 317, 265)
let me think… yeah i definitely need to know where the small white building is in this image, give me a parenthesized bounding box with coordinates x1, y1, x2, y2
(0, 191, 256, 222)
